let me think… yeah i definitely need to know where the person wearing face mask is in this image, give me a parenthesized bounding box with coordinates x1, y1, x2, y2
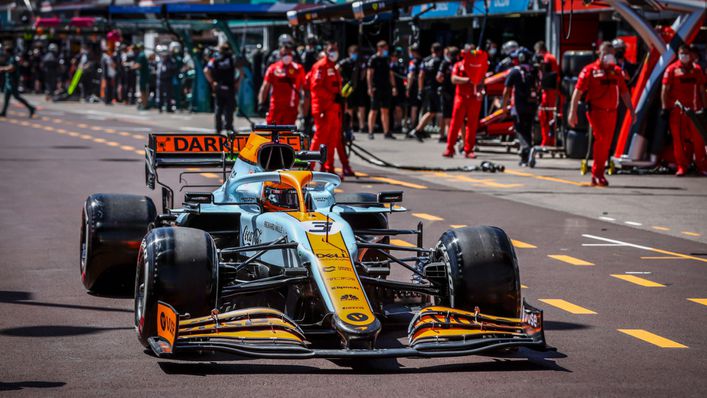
(337, 45, 367, 134)
(306, 41, 354, 176)
(367, 41, 397, 140)
(568, 42, 635, 186)
(611, 39, 637, 84)
(204, 43, 238, 133)
(661, 44, 706, 176)
(444, 45, 487, 158)
(259, 43, 305, 125)
(436, 46, 459, 143)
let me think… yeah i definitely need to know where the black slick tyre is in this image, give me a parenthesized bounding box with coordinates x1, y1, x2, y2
(80, 194, 156, 293)
(134, 227, 218, 347)
(434, 226, 521, 317)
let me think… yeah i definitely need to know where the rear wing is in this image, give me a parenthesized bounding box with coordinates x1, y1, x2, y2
(145, 126, 308, 211)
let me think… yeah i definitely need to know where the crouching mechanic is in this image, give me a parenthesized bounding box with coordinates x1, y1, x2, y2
(444, 45, 487, 158)
(661, 44, 706, 176)
(568, 42, 635, 186)
(307, 41, 354, 176)
(258, 44, 305, 125)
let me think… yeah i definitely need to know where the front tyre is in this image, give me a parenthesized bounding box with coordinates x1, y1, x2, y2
(135, 227, 218, 347)
(433, 226, 520, 317)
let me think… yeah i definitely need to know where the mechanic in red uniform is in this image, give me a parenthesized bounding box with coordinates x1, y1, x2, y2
(661, 44, 706, 176)
(569, 42, 635, 186)
(258, 43, 305, 125)
(534, 41, 560, 147)
(306, 41, 354, 176)
(443, 45, 487, 158)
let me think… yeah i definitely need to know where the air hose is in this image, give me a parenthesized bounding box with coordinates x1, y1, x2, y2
(349, 142, 505, 173)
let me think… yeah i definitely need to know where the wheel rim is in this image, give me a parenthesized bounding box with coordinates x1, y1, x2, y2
(80, 212, 89, 275)
(135, 249, 148, 332)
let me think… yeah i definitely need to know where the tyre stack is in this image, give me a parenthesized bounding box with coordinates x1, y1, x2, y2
(561, 51, 594, 159)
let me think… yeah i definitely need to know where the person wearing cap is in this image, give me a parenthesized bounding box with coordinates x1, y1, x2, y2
(444, 45, 487, 158)
(502, 47, 538, 167)
(534, 41, 560, 147)
(205, 43, 238, 133)
(367, 40, 397, 140)
(306, 41, 354, 176)
(259, 43, 305, 126)
(611, 38, 637, 83)
(0, 45, 36, 118)
(661, 44, 706, 176)
(568, 42, 635, 186)
(407, 42, 444, 141)
(300, 37, 319, 73)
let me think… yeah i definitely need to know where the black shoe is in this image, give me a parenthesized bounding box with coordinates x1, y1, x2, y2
(29, 107, 36, 118)
(368, 133, 375, 140)
(0, 113, 6, 117)
(384, 133, 397, 140)
(438, 135, 447, 143)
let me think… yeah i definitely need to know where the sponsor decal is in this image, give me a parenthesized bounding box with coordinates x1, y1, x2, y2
(242, 226, 262, 246)
(322, 266, 336, 273)
(153, 133, 302, 154)
(263, 221, 285, 234)
(522, 311, 540, 328)
(340, 294, 358, 301)
(302, 220, 341, 235)
(347, 313, 369, 322)
(316, 252, 349, 259)
(157, 302, 177, 346)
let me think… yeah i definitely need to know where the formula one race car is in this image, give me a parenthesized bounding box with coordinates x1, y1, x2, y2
(79, 125, 545, 362)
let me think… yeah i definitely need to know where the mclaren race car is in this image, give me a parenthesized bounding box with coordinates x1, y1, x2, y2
(80, 125, 545, 362)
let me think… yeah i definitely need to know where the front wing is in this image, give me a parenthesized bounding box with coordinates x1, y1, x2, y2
(148, 300, 546, 359)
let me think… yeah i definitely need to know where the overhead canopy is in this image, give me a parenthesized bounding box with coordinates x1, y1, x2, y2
(108, 3, 300, 20)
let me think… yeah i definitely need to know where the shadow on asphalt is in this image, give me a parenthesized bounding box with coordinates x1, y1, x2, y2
(0, 290, 133, 313)
(544, 320, 591, 331)
(0, 381, 66, 391)
(158, 353, 570, 375)
(0, 325, 133, 337)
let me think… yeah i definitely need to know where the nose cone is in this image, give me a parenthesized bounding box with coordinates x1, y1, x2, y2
(333, 314, 382, 349)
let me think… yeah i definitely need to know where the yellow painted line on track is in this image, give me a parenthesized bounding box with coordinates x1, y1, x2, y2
(617, 329, 687, 348)
(334, 188, 344, 193)
(119, 132, 130, 136)
(134, 150, 144, 155)
(90, 126, 102, 131)
(53, 118, 63, 124)
(652, 226, 670, 231)
(548, 254, 593, 266)
(412, 213, 443, 221)
(390, 239, 415, 248)
(640, 256, 688, 260)
(370, 176, 427, 189)
(79, 134, 93, 140)
(521, 284, 528, 289)
(93, 138, 107, 143)
(611, 274, 665, 287)
(132, 134, 143, 140)
(106, 141, 120, 147)
(68, 132, 80, 137)
(687, 298, 707, 307)
(450, 224, 467, 229)
(505, 168, 592, 187)
(681, 231, 701, 237)
(539, 299, 596, 314)
(120, 145, 136, 151)
(77, 123, 89, 128)
(512, 239, 537, 249)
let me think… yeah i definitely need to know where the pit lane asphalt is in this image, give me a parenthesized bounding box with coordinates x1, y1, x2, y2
(0, 108, 706, 397)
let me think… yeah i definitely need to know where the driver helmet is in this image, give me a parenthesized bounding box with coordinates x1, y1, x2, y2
(501, 40, 519, 56)
(261, 182, 299, 212)
(278, 34, 295, 48)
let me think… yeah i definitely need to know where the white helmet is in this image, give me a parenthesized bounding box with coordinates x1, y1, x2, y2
(169, 41, 181, 54)
(501, 40, 519, 56)
(155, 44, 168, 56)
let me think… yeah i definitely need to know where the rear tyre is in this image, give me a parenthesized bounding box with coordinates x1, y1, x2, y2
(134, 227, 218, 347)
(433, 226, 521, 317)
(80, 194, 156, 293)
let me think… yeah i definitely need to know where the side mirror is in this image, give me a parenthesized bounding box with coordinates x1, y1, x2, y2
(377, 191, 403, 203)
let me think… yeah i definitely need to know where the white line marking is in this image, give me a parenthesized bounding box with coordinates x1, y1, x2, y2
(582, 243, 626, 247)
(179, 126, 214, 133)
(599, 216, 616, 221)
(625, 221, 643, 226)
